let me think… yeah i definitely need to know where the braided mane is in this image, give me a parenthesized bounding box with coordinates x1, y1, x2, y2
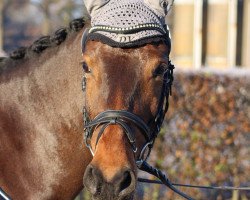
(0, 17, 87, 65)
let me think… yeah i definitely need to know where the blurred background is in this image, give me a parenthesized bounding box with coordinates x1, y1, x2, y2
(0, 0, 249, 200)
(0, 0, 86, 56)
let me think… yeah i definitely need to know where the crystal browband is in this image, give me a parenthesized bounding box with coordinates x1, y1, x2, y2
(89, 23, 168, 35)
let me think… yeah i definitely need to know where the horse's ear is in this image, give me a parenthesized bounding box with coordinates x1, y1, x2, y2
(144, 0, 174, 15)
(83, 0, 110, 16)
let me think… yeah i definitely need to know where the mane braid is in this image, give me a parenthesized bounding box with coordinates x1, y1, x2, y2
(2, 17, 87, 62)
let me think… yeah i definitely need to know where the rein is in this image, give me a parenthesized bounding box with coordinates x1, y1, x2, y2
(136, 161, 250, 200)
(138, 177, 250, 191)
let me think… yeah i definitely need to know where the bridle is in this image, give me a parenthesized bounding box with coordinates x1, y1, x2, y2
(81, 26, 197, 200)
(82, 56, 174, 162)
(81, 58, 195, 200)
(81, 24, 173, 159)
(80, 26, 250, 200)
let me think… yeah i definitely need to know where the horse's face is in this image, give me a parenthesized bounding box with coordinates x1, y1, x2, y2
(82, 40, 170, 200)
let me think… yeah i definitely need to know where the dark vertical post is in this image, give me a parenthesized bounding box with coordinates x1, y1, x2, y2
(236, 0, 244, 66)
(201, 0, 208, 66)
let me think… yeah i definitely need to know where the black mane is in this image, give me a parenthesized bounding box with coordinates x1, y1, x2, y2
(0, 17, 87, 64)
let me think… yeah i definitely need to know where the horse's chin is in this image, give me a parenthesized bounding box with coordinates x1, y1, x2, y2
(90, 192, 135, 200)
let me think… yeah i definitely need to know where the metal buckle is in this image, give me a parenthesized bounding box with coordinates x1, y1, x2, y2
(136, 159, 144, 168)
(138, 141, 153, 162)
(132, 142, 137, 153)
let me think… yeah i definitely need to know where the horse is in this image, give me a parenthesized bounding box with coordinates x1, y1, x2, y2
(0, 0, 176, 199)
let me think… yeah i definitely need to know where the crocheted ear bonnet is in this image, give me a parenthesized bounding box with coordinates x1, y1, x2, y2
(82, 0, 173, 48)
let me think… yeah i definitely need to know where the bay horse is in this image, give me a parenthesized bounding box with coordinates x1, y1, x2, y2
(0, 0, 178, 199)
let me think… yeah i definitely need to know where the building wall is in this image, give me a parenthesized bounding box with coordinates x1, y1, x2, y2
(171, 0, 194, 69)
(206, 1, 229, 68)
(242, 0, 250, 68)
(169, 0, 250, 69)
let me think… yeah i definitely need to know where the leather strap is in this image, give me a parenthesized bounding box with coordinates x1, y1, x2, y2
(0, 188, 11, 200)
(85, 110, 151, 141)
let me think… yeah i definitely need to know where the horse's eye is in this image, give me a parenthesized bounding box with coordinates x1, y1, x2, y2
(152, 64, 167, 78)
(82, 62, 91, 73)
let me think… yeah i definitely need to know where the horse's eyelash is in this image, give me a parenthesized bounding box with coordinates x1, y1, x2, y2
(152, 64, 168, 77)
(81, 61, 91, 73)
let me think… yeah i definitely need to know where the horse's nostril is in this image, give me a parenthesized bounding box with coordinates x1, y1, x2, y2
(116, 170, 136, 198)
(83, 165, 102, 195)
(119, 171, 132, 192)
(84, 166, 136, 198)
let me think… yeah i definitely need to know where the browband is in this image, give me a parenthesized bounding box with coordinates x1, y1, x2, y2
(81, 24, 171, 52)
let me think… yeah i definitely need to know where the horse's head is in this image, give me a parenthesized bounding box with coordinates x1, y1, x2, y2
(82, 40, 172, 200)
(82, 0, 174, 199)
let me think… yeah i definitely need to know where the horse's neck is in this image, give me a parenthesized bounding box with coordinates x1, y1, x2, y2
(0, 30, 91, 200)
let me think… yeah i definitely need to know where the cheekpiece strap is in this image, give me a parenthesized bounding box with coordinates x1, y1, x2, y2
(81, 28, 90, 53)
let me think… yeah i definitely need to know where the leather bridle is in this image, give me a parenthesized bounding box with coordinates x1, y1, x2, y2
(82, 60, 174, 162)
(81, 25, 173, 161)
(80, 26, 198, 200)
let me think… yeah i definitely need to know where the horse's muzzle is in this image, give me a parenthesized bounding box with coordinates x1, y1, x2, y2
(83, 164, 136, 200)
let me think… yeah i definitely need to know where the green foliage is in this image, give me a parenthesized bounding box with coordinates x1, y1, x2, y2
(138, 71, 249, 200)
(152, 71, 250, 199)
